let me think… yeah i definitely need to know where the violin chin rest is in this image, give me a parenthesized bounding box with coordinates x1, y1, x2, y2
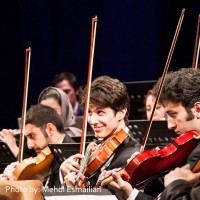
(193, 135, 200, 140)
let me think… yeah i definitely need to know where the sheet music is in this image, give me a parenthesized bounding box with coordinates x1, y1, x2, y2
(45, 195, 117, 200)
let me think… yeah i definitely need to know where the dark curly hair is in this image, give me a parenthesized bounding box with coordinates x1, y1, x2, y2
(26, 104, 65, 134)
(152, 68, 200, 120)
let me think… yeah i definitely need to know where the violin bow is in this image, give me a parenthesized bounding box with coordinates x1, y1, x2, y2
(140, 9, 185, 152)
(18, 47, 31, 162)
(192, 14, 200, 69)
(80, 16, 97, 155)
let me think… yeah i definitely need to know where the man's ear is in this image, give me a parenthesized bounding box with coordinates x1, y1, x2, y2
(117, 108, 127, 121)
(46, 123, 55, 137)
(194, 102, 200, 119)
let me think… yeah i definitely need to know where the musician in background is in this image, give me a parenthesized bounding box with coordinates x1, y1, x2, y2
(145, 89, 166, 120)
(60, 76, 140, 198)
(52, 71, 84, 116)
(38, 86, 82, 137)
(0, 104, 74, 188)
(100, 68, 200, 200)
(0, 86, 81, 158)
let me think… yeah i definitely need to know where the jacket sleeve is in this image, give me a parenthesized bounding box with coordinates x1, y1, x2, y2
(160, 179, 199, 200)
(135, 191, 154, 200)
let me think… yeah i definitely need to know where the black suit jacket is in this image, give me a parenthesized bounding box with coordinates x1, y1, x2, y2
(158, 141, 200, 200)
(48, 134, 75, 188)
(160, 179, 200, 200)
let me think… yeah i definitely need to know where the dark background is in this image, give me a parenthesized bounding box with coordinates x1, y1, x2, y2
(0, 0, 199, 129)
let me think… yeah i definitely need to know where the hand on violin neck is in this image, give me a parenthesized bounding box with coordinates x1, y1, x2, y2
(60, 153, 83, 177)
(64, 171, 87, 188)
(64, 171, 77, 188)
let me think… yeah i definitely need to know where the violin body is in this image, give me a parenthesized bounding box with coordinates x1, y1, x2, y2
(122, 131, 199, 189)
(13, 146, 54, 181)
(83, 129, 129, 177)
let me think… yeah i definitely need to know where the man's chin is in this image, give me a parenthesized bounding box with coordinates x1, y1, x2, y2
(94, 132, 103, 139)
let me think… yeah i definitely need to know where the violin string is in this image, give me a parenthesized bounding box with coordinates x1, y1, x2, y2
(75, 142, 94, 185)
(80, 148, 92, 172)
(79, 141, 99, 173)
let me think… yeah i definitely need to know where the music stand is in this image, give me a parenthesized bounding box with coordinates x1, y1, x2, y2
(48, 143, 82, 165)
(128, 120, 177, 149)
(0, 142, 17, 173)
(124, 80, 157, 119)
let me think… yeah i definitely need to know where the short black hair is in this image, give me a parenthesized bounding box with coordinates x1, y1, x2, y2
(26, 104, 65, 133)
(152, 68, 200, 109)
(52, 72, 79, 91)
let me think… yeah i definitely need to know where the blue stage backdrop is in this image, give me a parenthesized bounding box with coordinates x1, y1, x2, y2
(0, 0, 199, 129)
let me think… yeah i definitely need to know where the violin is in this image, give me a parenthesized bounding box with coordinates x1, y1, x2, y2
(83, 129, 129, 178)
(99, 130, 200, 188)
(75, 129, 129, 188)
(12, 146, 54, 181)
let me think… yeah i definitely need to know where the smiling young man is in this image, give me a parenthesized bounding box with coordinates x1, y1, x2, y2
(60, 76, 140, 195)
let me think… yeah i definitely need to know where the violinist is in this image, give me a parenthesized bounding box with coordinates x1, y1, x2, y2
(52, 71, 84, 116)
(0, 104, 74, 188)
(100, 68, 200, 200)
(38, 86, 82, 137)
(60, 76, 141, 191)
(0, 86, 81, 158)
(145, 89, 166, 121)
